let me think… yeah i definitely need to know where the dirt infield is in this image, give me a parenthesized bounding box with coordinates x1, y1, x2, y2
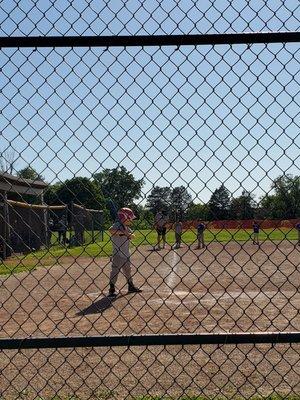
(1, 240, 299, 337)
(0, 240, 299, 398)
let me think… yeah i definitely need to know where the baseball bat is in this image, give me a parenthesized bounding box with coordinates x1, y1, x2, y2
(107, 199, 125, 229)
(107, 199, 118, 222)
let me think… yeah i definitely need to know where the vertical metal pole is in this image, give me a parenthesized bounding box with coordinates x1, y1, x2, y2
(100, 211, 104, 241)
(28, 204, 32, 250)
(91, 211, 95, 243)
(70, 202, 74, 244)
(41, 193, 49, 247)
(3, 192, 11, 258)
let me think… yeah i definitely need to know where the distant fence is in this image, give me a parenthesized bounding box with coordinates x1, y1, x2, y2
(0, 199, 103, 259)
(184, 218, 300, 230)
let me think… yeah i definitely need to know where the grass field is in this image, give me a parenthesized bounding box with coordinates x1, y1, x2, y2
(0, 227, 298, 276)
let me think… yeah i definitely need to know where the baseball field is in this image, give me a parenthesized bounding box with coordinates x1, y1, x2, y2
(0, 233, 299, 399)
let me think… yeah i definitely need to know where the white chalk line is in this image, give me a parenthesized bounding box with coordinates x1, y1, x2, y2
(84, 250, 183, 300)
(84, 247, 299, 309)
(165, 249, 181, 294)
(147, 288, 299, 306)
(84, 288, 299, 314)
(85, 292, 102, 297)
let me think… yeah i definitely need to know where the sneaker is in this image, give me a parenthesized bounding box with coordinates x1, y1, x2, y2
(108, 284, 117, 297)
(128, 285, 142, 294)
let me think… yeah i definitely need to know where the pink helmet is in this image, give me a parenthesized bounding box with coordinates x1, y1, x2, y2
(118, 207, 136, 223)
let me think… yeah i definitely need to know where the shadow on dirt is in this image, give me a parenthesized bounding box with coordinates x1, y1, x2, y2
(76, 292, 132, 316)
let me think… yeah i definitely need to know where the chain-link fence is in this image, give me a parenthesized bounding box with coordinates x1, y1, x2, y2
(0, 1, 300, 399)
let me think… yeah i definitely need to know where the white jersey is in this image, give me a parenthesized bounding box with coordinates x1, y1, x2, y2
(110, 221, 132, 258)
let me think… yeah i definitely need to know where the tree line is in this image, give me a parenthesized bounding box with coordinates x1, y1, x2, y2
(4, 161, 299, 226)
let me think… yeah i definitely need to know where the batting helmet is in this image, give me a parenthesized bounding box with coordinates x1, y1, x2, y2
(117, 207, 136, 223)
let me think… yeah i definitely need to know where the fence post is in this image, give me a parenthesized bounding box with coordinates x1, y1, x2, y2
(91, 212, 95, 243)
(40, 192, 49, 247)
(3, 192, 11, 258)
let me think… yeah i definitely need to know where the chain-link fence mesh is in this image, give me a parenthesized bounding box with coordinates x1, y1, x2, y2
(1, 342, 299, 400)
(0, 1, 300, 399)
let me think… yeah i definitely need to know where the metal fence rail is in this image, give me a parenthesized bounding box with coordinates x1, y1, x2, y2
(1, 30, 300, 47)
(0, 1, 299, 398)
(1, 332, 299, 350)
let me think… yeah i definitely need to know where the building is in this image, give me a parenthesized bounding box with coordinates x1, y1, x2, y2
(0, 172, 48, 259)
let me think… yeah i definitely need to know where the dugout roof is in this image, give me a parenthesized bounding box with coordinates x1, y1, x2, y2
(0, 172, 48, 196)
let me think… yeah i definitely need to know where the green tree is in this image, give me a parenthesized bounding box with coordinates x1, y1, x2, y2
(230, 190, 256, 220)
(131, 204, 153, 229)
(271, 174, 300, 218)
(208, 184, 231, 220)
(93, 166, 144, 209)
(169, 186, 193, 220)
(186, 202, 209, 221)
(51, 177, 104, 209)
(44, 183, 62, 205)
(257, 175, 300, 219)
(146, 186, 172, 215)
(257, 194, 279, 219)
(17, 166, 44, 181)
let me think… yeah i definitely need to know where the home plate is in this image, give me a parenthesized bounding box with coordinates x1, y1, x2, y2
(148, 290, 200, 305)
(85, 291, 103, 297)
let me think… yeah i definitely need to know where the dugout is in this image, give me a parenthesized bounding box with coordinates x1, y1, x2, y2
(0, 172, 48, 259)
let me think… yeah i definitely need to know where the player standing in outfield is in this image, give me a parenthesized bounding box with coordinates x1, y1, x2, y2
(108, 207, 141, 297)
(196, 221, 206, 249)
(296, 222, 300, 246)
(154, 210, 168, 250)
(57, 215, 68, 245)
(252, 221, 260, 245)
(173, 220, 183, 249)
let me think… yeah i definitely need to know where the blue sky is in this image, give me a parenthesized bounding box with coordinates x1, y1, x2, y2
(0, 1, 299, 204)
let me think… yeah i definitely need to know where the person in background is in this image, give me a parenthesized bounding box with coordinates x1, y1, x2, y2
(196, 221, 206, 249)
(173, 220, 183, 249)
(252, 221, 260, 245)
(154, 210, 168, 250)
(57, 215, 67, 245)
(48, 217, 54, 246)
(74, 212, 85, 245)
(296, 221, 300, 246)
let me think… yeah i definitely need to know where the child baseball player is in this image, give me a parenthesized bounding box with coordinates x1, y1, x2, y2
(252, 221, 260, 245)
(173, 220, 183, 249)
(296, 221, 300, 246)
(196, 221, 206, 249)
(154, 210, 168, 250)
(108, 207, 141, 297)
